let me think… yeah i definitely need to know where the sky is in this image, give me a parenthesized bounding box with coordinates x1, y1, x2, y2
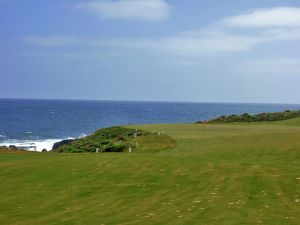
(1, 0, 300, 104)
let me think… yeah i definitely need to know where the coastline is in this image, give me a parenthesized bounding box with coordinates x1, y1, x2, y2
(1, 99, 300, 152)
(2, 108, 300, 152)
(0, 138, 70, 152)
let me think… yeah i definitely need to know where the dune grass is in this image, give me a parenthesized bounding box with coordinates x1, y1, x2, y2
(0, 119, 300, 224)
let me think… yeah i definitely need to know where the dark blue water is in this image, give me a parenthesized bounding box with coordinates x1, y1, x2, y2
(0, 99, 299, 150)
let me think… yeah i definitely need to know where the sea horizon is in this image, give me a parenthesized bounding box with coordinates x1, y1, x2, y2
(1, 98, 300, 151)
(1, 97, 300, 106)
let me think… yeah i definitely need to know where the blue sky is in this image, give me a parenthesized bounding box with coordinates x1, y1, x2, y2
(1, 0, 300, 103)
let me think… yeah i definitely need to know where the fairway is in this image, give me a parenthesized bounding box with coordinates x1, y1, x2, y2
(1, 119, 300, 225)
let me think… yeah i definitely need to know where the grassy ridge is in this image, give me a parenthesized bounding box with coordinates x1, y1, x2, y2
(0, 119, 300, 224)
(199, 109, 300, 123)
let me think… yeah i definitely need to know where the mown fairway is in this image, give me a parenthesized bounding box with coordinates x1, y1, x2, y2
(1, 119, 300, 225)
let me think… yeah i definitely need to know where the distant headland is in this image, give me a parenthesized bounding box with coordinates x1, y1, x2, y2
(197, 109, 300, 124)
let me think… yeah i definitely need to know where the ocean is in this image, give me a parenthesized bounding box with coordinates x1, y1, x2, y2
(1, 99, 300, 151)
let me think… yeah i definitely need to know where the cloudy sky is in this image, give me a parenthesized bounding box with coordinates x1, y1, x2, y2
(1, 0, 300, 103)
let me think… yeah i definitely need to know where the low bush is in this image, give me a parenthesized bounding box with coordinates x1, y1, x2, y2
(55, 126, 148, 153)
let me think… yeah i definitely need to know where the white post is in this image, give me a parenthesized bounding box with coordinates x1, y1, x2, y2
(96, 148, 99, 153)
(129, 147, 132, 153)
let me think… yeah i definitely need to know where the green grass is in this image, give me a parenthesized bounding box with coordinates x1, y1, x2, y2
(1, 119, 300, 224)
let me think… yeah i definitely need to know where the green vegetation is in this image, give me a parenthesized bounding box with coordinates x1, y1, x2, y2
(1, 118, 300, 224)
(55, 126, 176, 153)
(199, 109, 300, 123)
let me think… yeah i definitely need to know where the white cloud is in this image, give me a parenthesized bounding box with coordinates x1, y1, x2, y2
(24, 36, 81, 47)
(107, 32, 263, 56)
(18, 52, 87, 60)
(233, 57, 300, 75)
(75, 0, 170, 21)
(222, 7, 300, 28)
(23, 7, 300, 57)
(18, 50, 126, 62)
(104, 6, 300, 56)
(263, 28, 300, 41)
(23, 27, 300, 56)
(105, 27, 300, 56)
(246, 58, 300, 67)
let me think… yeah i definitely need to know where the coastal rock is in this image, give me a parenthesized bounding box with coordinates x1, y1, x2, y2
(0, 146, 10, 151)
(52, 139, 75, 150)
(9, 145, 18, 150)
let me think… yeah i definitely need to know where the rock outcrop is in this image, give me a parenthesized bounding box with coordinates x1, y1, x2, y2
(52, 139, 75, 150)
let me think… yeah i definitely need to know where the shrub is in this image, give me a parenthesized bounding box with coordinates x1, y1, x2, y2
(55, 126, 149, 153)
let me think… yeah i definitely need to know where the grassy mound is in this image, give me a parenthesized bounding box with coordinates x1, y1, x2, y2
(55, 126, 176, 153)
(198, 109, 300, 123)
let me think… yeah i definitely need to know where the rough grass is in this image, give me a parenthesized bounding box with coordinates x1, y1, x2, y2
(0, 119, 300, 224)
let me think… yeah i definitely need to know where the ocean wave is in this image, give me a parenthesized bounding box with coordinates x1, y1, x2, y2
(0, 139, 63, 152)
(78, 133, 87, 138)
(0, 133, 88, 152)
